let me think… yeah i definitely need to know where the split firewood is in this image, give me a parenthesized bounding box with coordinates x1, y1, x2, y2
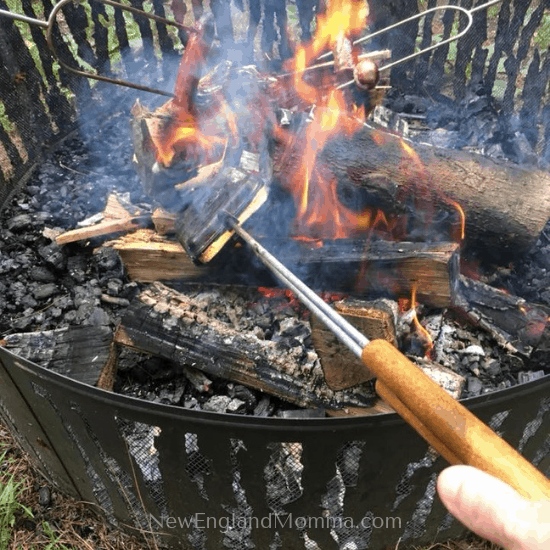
(106, 229, 210, 281)
(278, 124, 550, 264)
(104, 232, 459, 308)
(311, 298, 398, 390)
(453, 275, 550, 356)
(55, 193, 149, 245)
(55, 215, 152, 245)
(0, 326, 112, 386)
(114, 282, 376, 410)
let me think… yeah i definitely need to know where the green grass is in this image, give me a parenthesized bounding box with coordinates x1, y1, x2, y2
(0, 444, 75, 550)
(0, 445, 33, 550)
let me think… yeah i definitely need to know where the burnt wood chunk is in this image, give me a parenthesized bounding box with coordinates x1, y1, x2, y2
(275, 125, 550, 264)
(0, 326, 112, 386)
(453, 276, 550, 356)
(311, 298, 398, 390)
(115, 282, 376, 410)
(413, 357, 465, 400)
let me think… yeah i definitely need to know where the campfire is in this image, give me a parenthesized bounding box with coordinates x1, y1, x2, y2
(29, 0, 550, 418)
(1, 0, 550, 547)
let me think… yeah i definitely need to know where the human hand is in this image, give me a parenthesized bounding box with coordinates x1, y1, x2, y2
(437, 465, 550, 550)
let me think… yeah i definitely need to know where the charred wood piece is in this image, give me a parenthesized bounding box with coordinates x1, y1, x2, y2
(115, 282, 376, 410)
(453, 276, 550, 356)
(1, 326, 112, 386)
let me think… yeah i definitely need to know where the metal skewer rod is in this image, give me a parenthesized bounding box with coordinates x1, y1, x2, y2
(227, 217, 369, 358)
(333, 0, 502, 90)
(0, 0, 190, 97)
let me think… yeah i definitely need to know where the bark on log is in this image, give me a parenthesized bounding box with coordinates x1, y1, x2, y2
(115, 282, 376, 410)
(283, 125, 550, 264)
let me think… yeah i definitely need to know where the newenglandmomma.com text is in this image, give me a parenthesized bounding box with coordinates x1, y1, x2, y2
(150, 513, 402, 531)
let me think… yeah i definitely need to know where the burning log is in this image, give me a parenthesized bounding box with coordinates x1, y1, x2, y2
(115, 282, 376, 410)
(293, 125, 550, 264)
(104, 231, 459, 308)
(0, 326, 112, 386)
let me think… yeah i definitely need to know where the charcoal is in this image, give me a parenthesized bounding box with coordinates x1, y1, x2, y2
(484, 360, 501, 377)
(38, 243, 67, 271)
(227, 398, 246, 413)
(86, 307, 110, 326)
(518, 371, 546, 384)
(66, 256, 88, 283)
(203, 395, 232, 413)
(466, 376, 483, 396)
(253, 395, 274, 417)
(20, 294, 38, 310)
(183, 368, 213, 393)
(33, 284, 58, 301)
(105, 279, 123, 296)
(228, 384, 257, 411)
(30, 267, 56, 283)
(7, 214, 33, 231)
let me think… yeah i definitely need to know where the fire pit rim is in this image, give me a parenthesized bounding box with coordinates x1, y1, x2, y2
(2, 346, 548, 430)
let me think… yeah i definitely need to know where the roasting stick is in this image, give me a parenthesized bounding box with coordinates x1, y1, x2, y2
(227, 216, 550, 501)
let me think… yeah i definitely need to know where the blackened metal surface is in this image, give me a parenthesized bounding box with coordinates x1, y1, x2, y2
(0, 345, 549, 549)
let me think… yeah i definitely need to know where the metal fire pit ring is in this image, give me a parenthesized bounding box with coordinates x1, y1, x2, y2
(1, 346, 549, 550)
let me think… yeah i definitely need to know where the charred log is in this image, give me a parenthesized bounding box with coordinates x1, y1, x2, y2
(115, 282, 376, 410)
(453, 275, 550, 356)
(0, 326, 112, 386)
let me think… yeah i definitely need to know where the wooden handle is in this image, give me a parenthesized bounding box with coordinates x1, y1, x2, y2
(363, 339, 550, 501)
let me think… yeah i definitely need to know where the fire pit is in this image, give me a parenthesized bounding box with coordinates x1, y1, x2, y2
(1, 0, 550, 548)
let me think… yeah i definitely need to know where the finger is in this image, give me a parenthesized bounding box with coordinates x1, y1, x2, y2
(437, 465, 550, 550)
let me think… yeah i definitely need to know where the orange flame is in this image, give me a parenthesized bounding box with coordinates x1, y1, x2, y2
(280, 1, 381, 240)
(410, 286, 434, 358)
